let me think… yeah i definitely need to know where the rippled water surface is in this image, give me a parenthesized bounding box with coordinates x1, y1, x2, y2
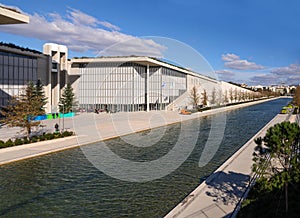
(0, 98, 290, 217)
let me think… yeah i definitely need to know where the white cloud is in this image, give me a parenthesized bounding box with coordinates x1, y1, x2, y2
(271, 64, 300, 75)
(250, 74, 278, 85)
(98, 21, 120, 31)
(215, 70, 235, 81)
(0, 6, 165, 57)
(250, 64, 300, 85)
(67, 8, 100, 27)
(67, 8, 120, 31)
(221, 53, 239, 62)
(222, 53, 264, 70)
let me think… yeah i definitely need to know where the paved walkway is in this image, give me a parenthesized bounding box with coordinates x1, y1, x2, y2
(0, 98, 283, 166)
(0, 98, 280, 166)
(165, 113, 293, 218)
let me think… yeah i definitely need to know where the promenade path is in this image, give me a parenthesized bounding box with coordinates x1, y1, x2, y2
(0, 98, 280, 166)
(165, 113, 293, 218)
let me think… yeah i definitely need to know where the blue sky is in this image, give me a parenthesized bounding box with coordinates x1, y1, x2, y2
(1, 0, 300, 85)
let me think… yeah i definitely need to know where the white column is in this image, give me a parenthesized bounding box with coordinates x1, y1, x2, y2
(57, 66, 60, 111)
(46, 58, 52, 113)
(146, 64, 150, 112)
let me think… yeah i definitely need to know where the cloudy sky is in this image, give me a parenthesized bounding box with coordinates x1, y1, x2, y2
(1, 0, 300, 85)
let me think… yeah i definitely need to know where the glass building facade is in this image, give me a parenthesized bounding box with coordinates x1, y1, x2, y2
(76, 61, 187, 112)
(0, 51, 38, 107)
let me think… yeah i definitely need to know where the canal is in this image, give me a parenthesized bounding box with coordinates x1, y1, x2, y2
(0, 98, 290, 217)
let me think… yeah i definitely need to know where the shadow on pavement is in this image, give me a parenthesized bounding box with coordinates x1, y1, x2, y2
(205, 171, 251, 206)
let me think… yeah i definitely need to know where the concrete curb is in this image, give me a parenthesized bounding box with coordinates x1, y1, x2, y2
(165, 113, 290, 218)
(0, 97, 284, 166)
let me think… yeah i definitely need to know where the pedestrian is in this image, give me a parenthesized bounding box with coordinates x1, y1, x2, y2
(55, 123, 59, 132)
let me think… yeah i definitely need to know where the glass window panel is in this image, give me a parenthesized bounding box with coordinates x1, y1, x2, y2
(28, 59, 33, 68)
(28, 70, 33, 80)
(19, 68, 24, 80)
(32, 59, 37, 68)
(0, 65, 3, 79)
(23, 68, 28, 80)
(8, 56, 14, 65)
(24, 59, 28, 67)
(3, 66, 9, 79)
(32, 68, 37, 81)
(3, 56, 8, 65)
(13, 67, 18, 80)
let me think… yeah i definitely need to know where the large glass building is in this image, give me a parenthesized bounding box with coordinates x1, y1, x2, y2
(1, 4, 257, 114)
(69, 56, 219, 112)
(0, 42, 256, 114)
(0, 43, 51, 111)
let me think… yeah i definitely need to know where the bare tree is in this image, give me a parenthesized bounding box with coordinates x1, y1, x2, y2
(238, 91, 243, 102)
(202, 89, 208, 106)
(210, 87, 217, 105)
(190, 86, 200, 108)
(224, 90, 229, 104)
(217, 90, 223, 105)
(234, 88, 238, 102)
(229, 88, 234, 103)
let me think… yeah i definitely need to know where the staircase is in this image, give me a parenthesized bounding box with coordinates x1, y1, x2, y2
(166, 90, 189, 111)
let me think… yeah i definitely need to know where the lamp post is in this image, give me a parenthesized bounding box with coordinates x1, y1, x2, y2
(58, 103, 64, 132)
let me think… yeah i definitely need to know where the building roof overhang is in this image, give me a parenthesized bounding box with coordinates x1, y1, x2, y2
(0, 6, 29, 24)
(70, 56, 218, 83)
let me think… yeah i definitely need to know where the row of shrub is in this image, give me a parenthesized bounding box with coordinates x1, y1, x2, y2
(280, 103, 296, 114)
(189, 97, 269, 113)
(0, 131, 74, 149)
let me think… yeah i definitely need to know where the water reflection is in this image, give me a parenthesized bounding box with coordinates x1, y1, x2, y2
(0, 98, 290, 217)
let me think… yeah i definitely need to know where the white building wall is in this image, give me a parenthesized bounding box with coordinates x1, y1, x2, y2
(75, 62, 147, 111)
(66, 55, 258, 113)
(43, 43, 68, 112)
(220, 81, 255, 103)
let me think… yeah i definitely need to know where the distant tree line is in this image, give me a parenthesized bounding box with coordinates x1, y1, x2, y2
(189, 85, 275, 110)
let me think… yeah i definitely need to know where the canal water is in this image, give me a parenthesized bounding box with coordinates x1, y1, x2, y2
(0, 98, 290, 217)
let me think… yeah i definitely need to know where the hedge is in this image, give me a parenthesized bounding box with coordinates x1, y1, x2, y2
(0, 131, 74, 149)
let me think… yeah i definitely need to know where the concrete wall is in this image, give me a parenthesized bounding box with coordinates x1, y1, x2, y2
(43, 43, 68, 112)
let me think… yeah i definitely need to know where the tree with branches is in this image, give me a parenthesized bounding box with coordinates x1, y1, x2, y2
(35, 79, 47, 113)
(229, 88, 234, 103)
(223, 90, 229, 104)
(217, 89, 223, 105)
(59, 83, 76, 113)
(234, 88, 238, 102)
(3, 81, 47, 137)
(253, 121, 300, 213)
(202, 89, 208, 107)
(190, 86, 200, 109)
(210, 87, 217, 105)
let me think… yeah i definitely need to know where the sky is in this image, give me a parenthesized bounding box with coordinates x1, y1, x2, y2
(1, 0, 300, 86)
